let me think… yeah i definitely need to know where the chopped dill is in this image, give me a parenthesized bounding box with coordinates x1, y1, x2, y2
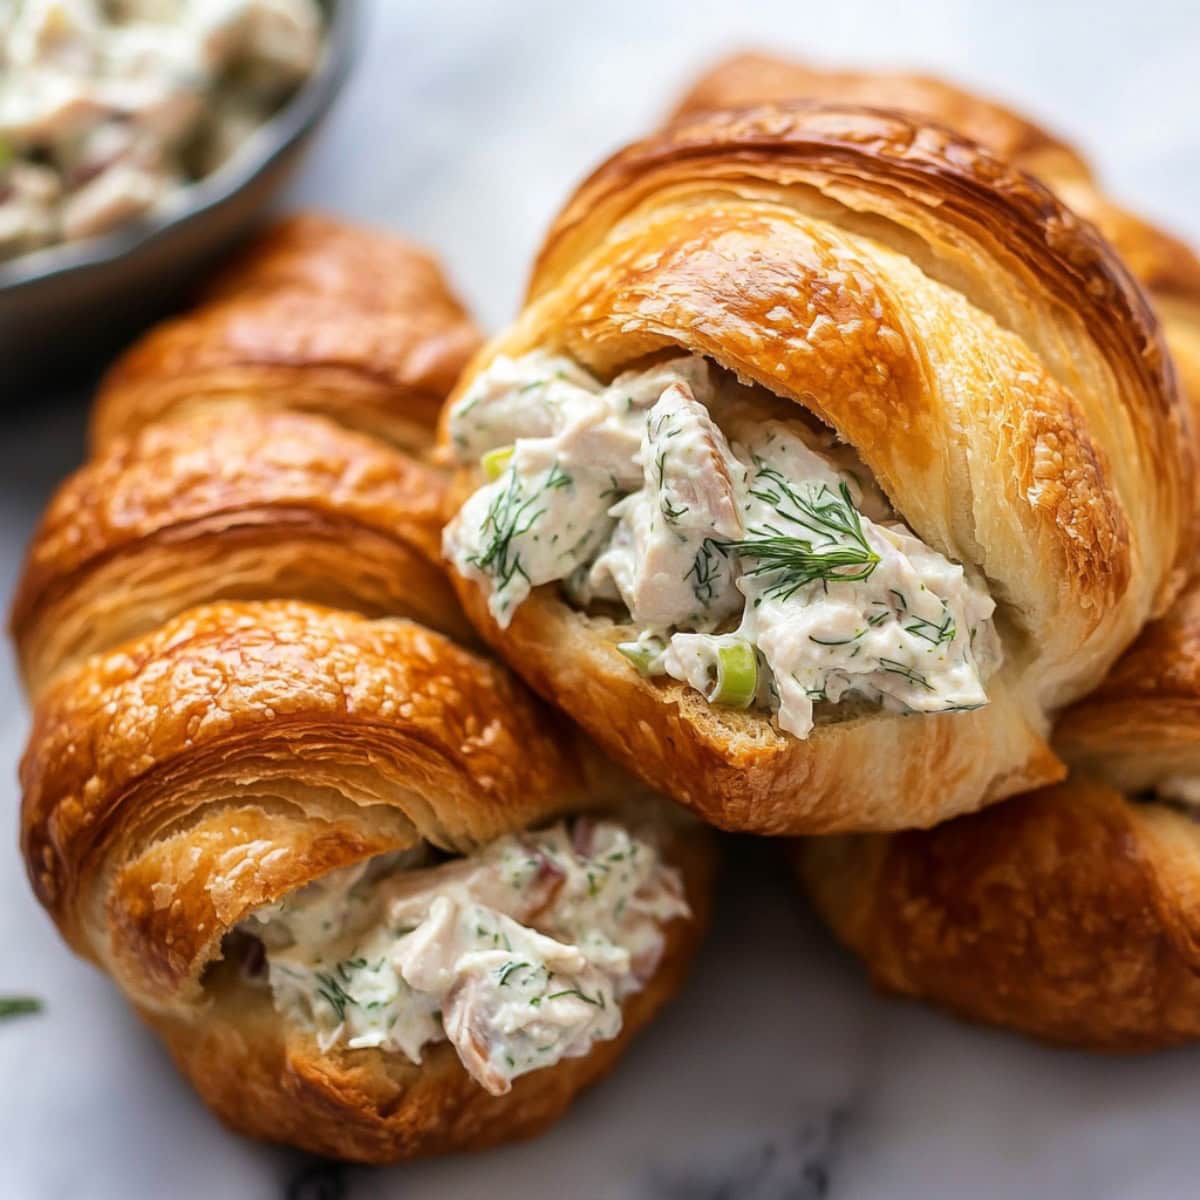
(497, 961, 531, 987)
(685, 538, 727, 606)
(661, 497, 689, 524)
(546, 987, 604, 1007)
(599, 473, 624, 501)
(0, 996, 42, 1020)
(467, 463, 572, 590)
(905, 614, 956, 647)
(808, 631, 865, 647)
(877, 658, 934, 691)
(314, 971, 357, 1022)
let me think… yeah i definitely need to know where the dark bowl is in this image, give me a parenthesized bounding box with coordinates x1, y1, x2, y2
(0, 0, 358, 391)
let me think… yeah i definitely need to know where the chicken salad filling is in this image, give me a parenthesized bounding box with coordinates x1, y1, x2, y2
(232, 817, 689, 1096)
(0, 0, 322, 259)
(444, 352, 1002, 739)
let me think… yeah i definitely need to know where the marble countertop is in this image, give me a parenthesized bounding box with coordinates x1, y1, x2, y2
(3, 2, 1199, 1197)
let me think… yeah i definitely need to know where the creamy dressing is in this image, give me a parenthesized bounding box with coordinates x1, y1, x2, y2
(235, 819, 688, 1096)
(444, 352, 1002, 737)
(0, 0, 322, 259)
(1156, 775, 1200, 807)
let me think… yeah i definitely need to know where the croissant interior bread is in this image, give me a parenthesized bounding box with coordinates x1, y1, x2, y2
(675, 53, 1200, 1048)
(435, 100, 1191, 836)
(13, 215, 713, 1161)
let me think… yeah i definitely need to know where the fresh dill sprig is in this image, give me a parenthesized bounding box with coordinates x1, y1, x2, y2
(748, 469, 869, 546)
(726, 534, 879, 599)
(723, 479, 879, 600)
(467, 463, 572, 589)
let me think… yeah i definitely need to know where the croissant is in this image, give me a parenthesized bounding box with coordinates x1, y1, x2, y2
(90, 212, 483, 453)
(676, 55, 1200, 1048)
(435, 101, 1192, 836)
(10, 404, 474, 693)
(13, 216, 713, 1161)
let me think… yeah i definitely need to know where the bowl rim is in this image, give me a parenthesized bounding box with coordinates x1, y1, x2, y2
(0, 0, 359, 292)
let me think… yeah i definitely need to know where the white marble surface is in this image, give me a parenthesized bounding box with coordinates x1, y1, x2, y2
(4, 1, 1200, 1197)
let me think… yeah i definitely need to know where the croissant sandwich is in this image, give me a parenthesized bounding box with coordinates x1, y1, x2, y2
(436, 101, 1192, 836)
(675, 54, 1200, 1049)
(13, 215, 714, 1162)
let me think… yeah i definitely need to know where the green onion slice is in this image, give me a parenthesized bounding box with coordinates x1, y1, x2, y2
(706, 640, 758, 708)
(481, 445, 515, 481)
(0, 995, 42, 1020)
(617, 640, 662, 676)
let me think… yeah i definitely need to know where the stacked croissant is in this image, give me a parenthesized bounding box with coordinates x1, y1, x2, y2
(11, 51, 1200, 1164)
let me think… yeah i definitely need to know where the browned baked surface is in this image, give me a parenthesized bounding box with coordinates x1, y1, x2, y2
(669, 52, 1200, 424)
(91, 213, 483, 452)
(439, 99, 1191, 834)
(10, 405, 472, 692)
(1054, 581, 1200, 792)
(668, 52, 1092, 181)
(801, 777, 1200, 1050)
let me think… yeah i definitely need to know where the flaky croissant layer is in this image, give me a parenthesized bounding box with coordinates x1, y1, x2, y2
(90, 213, 483, 453)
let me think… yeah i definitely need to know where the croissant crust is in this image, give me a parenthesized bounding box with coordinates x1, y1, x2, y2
(20, 602, 711, 1160)
(10, 406, 472, 692)
(91, 213, 483, 453)
(800, 571, 1200, 1048)
(800, 776, 1200, 1050)
(668, 53, 1200, 426)
(697, 57, 1200, 1046)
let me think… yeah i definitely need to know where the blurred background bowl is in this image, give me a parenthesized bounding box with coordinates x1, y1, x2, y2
(0, 0, 358, 391)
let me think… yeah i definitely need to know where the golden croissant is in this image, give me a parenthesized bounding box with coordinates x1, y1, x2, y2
(13, 214, 713, 1161)
(674, 53, 1200, 1048)
(435, 99, 1192, 836)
